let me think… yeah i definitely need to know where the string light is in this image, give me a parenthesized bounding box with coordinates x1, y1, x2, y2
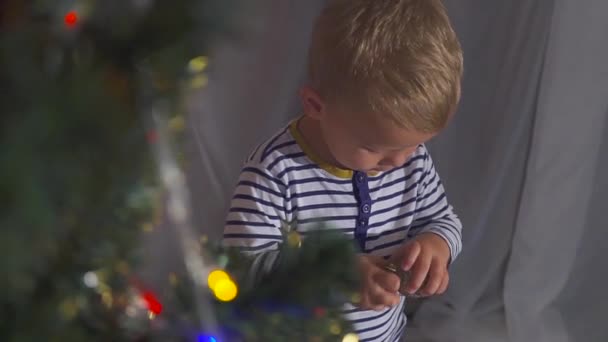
(142, 291, 163, 315)
(64, 11, 78, 27)
(207, 269, 229, 290)
(188, 56, 209, 73)
(168, 115, 185, 132)
(314, 306, 326, 318)
(190, 75, 208, 88)
(146, 129, 159, 143)
(101, 291, 113, 308)
(329, 321, 341, 335)
(198, 335, 218, 342)
(213, 278, 238, 302)
(83, 271, 99, 288)
(169, 272, 179, 286)
(59, 298, 79, 319)
(342, 333, 359, 342)
(207, 269, 238, 302)
(141, 222, 154, 232)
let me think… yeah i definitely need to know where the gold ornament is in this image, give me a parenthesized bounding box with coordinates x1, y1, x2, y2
(383, 263, 422, 297)
(287, 230, 302, 248)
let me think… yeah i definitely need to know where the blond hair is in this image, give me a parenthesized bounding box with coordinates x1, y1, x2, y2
(308, 0, 463, 132)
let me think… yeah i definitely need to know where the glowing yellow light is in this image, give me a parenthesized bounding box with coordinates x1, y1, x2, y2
(101, 291, 113, 308)
(207, 269, 229, 290)
(188, 56, 209, 73)
(213, 278, 238, 302)
(169, 272, 179, 286)
(190, 74, 208, 88)
(141, 222, 154, 232)
(329, 321, 342, 335)
(168, 115, 185, 132)
(342, 333, 359, 342)
(59, 298, 79, 320)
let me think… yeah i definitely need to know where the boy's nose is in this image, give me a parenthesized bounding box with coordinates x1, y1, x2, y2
(379, 154, 408, 169)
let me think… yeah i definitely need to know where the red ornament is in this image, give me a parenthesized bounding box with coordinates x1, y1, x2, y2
(146, 129, 158, 143)
(142, 291, 163, 315)
(64, 11, 78, 27)
(313, 306, 326, 317)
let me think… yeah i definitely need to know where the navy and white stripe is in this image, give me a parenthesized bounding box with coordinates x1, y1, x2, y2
(224, 124, 462, 341)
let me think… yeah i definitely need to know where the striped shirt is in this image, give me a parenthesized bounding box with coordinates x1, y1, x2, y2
(223, 119, 462, 341)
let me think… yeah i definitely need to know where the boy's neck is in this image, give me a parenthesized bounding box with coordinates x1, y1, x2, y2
(297, 116, 345, 170)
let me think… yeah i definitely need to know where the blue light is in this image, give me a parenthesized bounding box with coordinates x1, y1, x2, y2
(197, 335, 218, 342)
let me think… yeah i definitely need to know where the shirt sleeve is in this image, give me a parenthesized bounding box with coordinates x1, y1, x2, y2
(409, 149, 463, 263)
(222, 163, 289, 282)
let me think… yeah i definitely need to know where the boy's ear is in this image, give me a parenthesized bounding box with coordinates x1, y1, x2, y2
(299, 86, 325, 120)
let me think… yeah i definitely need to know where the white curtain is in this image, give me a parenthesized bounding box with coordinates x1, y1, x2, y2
(407, 0, 608, 341)
(147, 0, 608, 341)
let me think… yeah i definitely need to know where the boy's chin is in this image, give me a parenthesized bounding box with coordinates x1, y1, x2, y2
(361, 167, 391, 173)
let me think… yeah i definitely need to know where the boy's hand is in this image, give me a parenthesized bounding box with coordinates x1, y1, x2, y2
(393, 233, 451, 297)
(356, 255, 401, 311)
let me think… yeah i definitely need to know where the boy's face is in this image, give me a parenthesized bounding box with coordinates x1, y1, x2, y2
(322, 108, 435, 172)
(301, 87, 436, 173)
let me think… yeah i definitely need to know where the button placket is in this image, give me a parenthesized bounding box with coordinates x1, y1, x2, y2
(361, 203, 371, 214)
(353, 171, 372, 250)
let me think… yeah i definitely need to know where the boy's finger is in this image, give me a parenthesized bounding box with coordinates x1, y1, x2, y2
(369, 282, 400, 307)
(419, 259, 444, 296)
(406, 253, 431, 293)
(437, 272, 450, 294)
(374, 270, 401, 293)
(400, 241, 421, 271)
(359, 292, 372, 310)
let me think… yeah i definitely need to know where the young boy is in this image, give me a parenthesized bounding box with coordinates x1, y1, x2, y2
(223, 0, 463, 340)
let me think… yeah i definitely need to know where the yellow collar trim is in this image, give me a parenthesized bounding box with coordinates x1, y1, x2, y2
(289, 118, 354, 179)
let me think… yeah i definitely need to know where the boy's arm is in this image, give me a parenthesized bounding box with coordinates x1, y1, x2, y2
(408, 148, 463, 264)
(223, 163, 288, 282)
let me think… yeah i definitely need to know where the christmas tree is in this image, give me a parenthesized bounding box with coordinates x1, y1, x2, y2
(0, 1, 361, 341)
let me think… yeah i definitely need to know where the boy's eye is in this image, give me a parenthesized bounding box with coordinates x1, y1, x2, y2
(362, 146, 378, 153)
